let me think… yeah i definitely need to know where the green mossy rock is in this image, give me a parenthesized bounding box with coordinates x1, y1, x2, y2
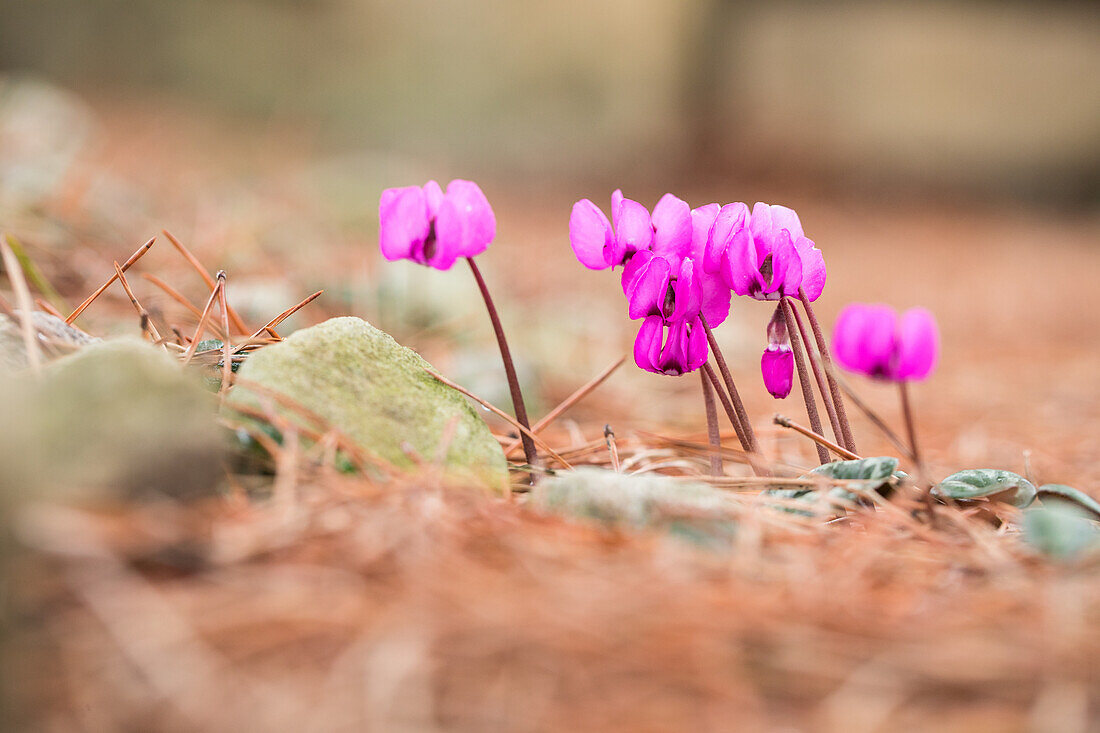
(0, 338, 224, 502)
(227, 317, 507, 489)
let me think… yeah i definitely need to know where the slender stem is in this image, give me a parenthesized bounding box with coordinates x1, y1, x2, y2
(798, 288, 857, 453)
(787, 298, 844, 448)
(780, 297, 829, 464)
(700, 369, 723, 477)
(702, 363, 767, 477)
(466, 257, 539, 474)
(825, 361, 914, 460)
(698, 314, 759, 455)
(773, 414, 860, 461)
(898, 381, 927, 485)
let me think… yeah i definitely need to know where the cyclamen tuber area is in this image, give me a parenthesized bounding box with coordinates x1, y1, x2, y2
(1, 3, 1099, 731)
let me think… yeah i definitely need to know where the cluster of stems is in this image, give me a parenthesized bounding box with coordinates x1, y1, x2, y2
(697, 289, 859, 476)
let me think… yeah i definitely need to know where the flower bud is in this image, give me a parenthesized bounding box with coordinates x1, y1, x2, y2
(761, 344, 794, 399)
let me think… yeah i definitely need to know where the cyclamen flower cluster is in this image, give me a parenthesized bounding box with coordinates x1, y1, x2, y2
(570, 192, 728, 375)
(570, 192, 825, 386)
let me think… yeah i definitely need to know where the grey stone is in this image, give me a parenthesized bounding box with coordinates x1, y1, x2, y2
(227, 316, 507, 489)
(0, 311, 99, 371)
(0, 338, 224, 502)
(530, 467, 736, 546)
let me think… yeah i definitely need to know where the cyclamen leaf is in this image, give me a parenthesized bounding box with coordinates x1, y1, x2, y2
(808, 456, 900, 492)
(1036, 484, 1100, 520)
(1023, 504, 1100, 559)
(932, 469, 1037, 508)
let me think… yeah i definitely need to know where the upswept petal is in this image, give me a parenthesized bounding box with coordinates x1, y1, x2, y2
(634, 316, 664, 373)
(893, 308, 939, 381)
(379, 185, 430, 263)
(423, 179, 444, 219)
(770, 229, 803, 298)
(697, 261, 731, 327)
(615, 197, 654, 256)
(620, 250, 651, 294)
(767, 204, 804, 240)
(433, 180, 496, 267)
(684, 317, 709, 372)
(650, 193, 693, 262)
(569, 199, 615, 270)
(793, 236, 826, 301)
(627, 255, 671, 320)
(749, 202, 778, 252)
(658, 319, 690, 375)
(721, 225, 761, 297)
(704, 202, 749, 275)
(668, 257, 702, 322)
(690, 203, 720, 263)
(611, 189, 624, 229)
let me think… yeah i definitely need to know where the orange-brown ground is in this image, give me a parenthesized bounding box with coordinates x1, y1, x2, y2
(2, 93, 1099, 731)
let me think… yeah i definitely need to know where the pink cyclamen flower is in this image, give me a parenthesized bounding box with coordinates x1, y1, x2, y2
(760, 305, 794, 398)
(832, 304, 939, 381)
(569, 190, 694, 271)
(704, 202, 826, 302)
(634, 315, 708, 376)
(379, 179, 496, 271)
(619, 200, 731, 328)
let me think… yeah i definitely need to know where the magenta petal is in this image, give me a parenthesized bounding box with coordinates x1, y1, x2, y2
(722, 226, 761, 297)
(432, 179, 496, 268)
(761, 344, 795, 399)
(634, 316, 664, 373)
(794, 236, 826, 301)
(699, 269, 731, 327)
(627, 255, 671, 320)
(611, 189, 624, 229)
(894, 308, 939, 381)
(620, 250, 651, 294)
(684, 318, 708, 372)
(704, 202, 748, 275)
(668, 257, 702, 322)
(833, 304, 898, 378)
(749, 202, 777, 251)
(768, 204, 804, 240)
(650, 193, 693, 261)
(772, 229, 803, 297)
(657, 319, 689, 375)
(379, 185, 430, 263)
(690, 203, 720, 262)
(569, 199, 615, 270)
(423, 179, 444, 219)
(615, 198, 654, 256)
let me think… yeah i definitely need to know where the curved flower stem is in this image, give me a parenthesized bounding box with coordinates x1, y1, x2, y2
(466, 257, 539, 476)
(898, 381, 927, 486)
(699, 369, 723, 477)
(699, 314, 759, 457)
(780, 296, 829, 465)
(798, 287, 857, 453)
(787, 299, 844, 449)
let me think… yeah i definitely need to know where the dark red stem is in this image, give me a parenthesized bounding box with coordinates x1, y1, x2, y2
(780, 296, 829, 464)
(700, 369, 723, 476)
(699, 314, 759, 456)
(466, 257, 539, 474)
(798, 287, 857, 453)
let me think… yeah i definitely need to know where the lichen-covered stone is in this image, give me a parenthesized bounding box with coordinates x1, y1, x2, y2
(0, 338, 224, 502)
(0, 311, 99, 371)
(530, 467, 736, 546)
(227, 316, 507, 489)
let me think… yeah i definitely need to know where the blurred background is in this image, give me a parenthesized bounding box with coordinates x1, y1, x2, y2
(4, 4, 1100, 730)
(0, 0, 1098, 471)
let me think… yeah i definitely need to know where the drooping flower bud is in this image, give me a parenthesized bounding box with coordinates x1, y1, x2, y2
(761, 304, 794, 398)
